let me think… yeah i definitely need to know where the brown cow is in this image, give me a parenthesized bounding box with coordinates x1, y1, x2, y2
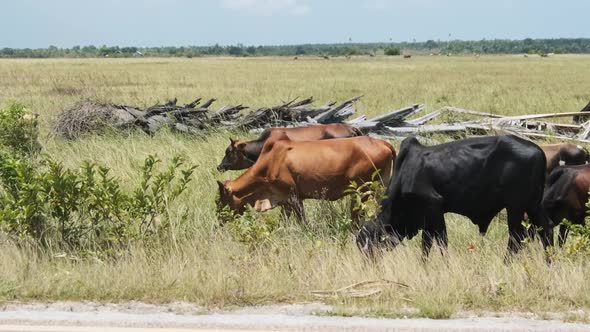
(540, 143, 588, 174)
(217, 133, 396, 223)
(543, 164, 590, 246)
(217, 124, 362, 172)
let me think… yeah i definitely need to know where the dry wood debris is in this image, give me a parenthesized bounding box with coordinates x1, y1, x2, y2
(54, 96, 361, 138)
(378, 105, 590, 143)
(54, 96, 590, 143)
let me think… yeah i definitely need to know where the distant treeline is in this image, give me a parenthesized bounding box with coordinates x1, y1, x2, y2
(2, 38, 590, 58)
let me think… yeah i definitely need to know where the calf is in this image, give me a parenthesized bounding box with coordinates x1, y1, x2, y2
(217, 124, 362, 172)
(357, 135, 552, 258)
(217, 133, 395, 223)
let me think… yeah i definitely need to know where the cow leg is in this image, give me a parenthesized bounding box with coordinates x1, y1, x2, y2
(435, 223, 449, 256)
(548, 206, 570, 247)
(290, 198, 307, 225)
(280, 205, 293, 221)
(425, 209, 447, 257)
(527, 206, 555, 250)
(506, 208, 526, 257)
(421, 229, 434, 259)
(527, 206, 555, 265)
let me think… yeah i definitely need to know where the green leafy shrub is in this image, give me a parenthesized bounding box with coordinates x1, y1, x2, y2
(0, 154, 196, 252)
(0, 103, 40, 158)
(384, 47, 401, 56)
(218, 205, 281, 249)
(562, 219, 590, 257)
(0, 158, 47, 241)
(327, 213, 355, 247)
(344, 170, 388, 224)
(0, 102, 199, 253)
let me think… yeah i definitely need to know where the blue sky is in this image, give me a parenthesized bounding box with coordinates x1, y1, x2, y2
(1, 0, 588, 48)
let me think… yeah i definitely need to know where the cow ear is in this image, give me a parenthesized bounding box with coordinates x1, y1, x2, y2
(229, 138, 237, 145)
(236, 142, 246, 150)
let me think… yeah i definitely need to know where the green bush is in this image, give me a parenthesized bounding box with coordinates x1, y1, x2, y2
(344, 170, 387, 223)
(0, 155, 196, 252)
(384, 47, 401, 56)
(0, 158, 46, 241)
(0, 102, 196, 253)
(345, 47, 360, 56)
(0, 102, 40, 158)
(218, 205, 281, 249)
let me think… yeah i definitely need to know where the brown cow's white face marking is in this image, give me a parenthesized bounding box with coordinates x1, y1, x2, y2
(559, 160, 566, 166)
(254, 198, 277, 212)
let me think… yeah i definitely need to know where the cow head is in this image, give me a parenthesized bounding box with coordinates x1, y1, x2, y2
(216, 180, 244, 214)
(216, 180, 278, 216)
(357, 218, 406, 258)
(217, 138, 255, 172)
(356, 221, 382, 258)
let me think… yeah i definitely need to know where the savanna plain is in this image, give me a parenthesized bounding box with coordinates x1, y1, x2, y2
(1, 55, 590, 320)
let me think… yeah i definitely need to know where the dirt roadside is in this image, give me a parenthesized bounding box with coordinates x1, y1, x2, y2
(1, 302, 589, 331)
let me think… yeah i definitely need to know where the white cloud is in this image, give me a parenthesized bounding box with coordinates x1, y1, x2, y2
(221, 0, 311, 16)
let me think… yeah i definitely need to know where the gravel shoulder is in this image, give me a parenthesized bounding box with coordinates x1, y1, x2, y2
(0, 302, 589, 331)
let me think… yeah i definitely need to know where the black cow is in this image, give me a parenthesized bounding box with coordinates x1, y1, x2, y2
(357, 135, 553, 258)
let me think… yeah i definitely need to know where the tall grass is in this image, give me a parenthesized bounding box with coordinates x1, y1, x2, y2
(1, 55, 590, 318)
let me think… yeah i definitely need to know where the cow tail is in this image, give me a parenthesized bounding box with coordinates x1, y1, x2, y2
(383, 140, 397, 180)
(385, 141, 397, 160)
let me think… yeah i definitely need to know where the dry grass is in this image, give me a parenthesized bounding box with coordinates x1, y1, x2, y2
(1, 55, 590, 318)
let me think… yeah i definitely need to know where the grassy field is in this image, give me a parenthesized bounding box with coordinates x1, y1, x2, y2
(1, 55, 590, 320)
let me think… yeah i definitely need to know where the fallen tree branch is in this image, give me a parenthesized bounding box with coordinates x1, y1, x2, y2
(310, 279, 409, 299)
(442, 106, 505, 118)
(500, 111, 590, 121)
